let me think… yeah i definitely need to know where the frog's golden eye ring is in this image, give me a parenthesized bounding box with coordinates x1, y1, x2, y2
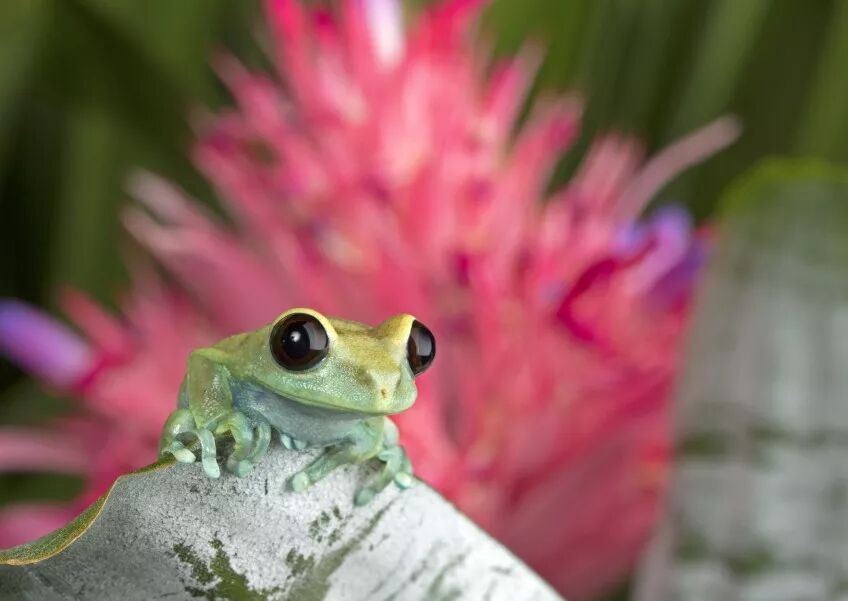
(270, 313, 330, 371)
(407, 320, 436, 376)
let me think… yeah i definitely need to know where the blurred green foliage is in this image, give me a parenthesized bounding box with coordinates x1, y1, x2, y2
(0, 2, 847, 597)
(0, 0, 260, 310)
(484, 0, 848, 215)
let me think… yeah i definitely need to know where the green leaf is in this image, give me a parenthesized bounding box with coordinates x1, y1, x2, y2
(612, 0, 686, 133)
(0, 1, 43, 137)
(77, 0, 231, 100)
(484, 0, 593, 91)
(664, 0, 770, 138)
(797, 0, 848, 160)
(46, 107, 129, 300)
(0, 1, 47, 262)
(31, 0, 244, 300)
(0, 379, 68, 427)
(0, 474, 84, 507)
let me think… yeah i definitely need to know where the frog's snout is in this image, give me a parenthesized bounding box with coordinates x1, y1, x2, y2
(359, 362, 417, 413)
(367, 368, 401, 401)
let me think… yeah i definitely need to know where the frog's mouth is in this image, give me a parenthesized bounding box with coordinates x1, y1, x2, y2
(240, 373, 415, 416)
(281, 391, 411, 416)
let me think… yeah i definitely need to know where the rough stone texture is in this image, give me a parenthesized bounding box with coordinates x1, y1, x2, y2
(633, 165, 848, 601)
(0, 446, 562, 600)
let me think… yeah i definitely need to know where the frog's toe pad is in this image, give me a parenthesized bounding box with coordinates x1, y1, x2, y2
(162, 443, 196, 465)
(394, 472, 413, 489)
(202, 460, 221, 479)
(290, 472, 310, 492)
(228, 459, 253, 478)
(173, 449, 197, 464)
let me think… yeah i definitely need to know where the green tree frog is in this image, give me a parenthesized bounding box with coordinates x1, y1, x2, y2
(158, 308, 436, 505)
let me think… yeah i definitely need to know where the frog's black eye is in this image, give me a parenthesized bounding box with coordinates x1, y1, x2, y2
(270, 313, 329, 371)
(407, 320, 436, 376)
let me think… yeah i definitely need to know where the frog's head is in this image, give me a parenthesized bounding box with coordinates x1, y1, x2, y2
(251, 308, 435, 415)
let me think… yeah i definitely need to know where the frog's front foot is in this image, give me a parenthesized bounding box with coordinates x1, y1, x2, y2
(287, 443, 414, 505)
(216, 411, 272, 478)
(158, 409, 221, 478)
(159, 409, 273, 479)
(354, 445, 414, 506)
(288, 445, 359, 493)
(353, 417, 413, 504)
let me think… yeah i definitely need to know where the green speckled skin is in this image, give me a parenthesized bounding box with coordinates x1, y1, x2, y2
(158, 308, 424, 505)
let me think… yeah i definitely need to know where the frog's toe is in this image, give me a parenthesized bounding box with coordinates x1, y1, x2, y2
(355, 479, 392, 505)
(234, 461, 252, 478)
(194, 428, 220, 479)
(394, 471, 413, 489)
(245, 420, 272, 464)
(161, 441, 196, 464)
(227, 457, 254, 478)
(357, 445, 407, 502)
(290, 471, 310, 492)
(354, 487, 376, 506)
(171, 447, 198, 465)
(394, 454, 414, 489)
(202, 460, 221, 479)
(281, 433, 309, 451)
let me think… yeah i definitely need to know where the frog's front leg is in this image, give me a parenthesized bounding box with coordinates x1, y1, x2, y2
(289, 445, 361, 493)
(288, 417, 413, 505)
(159, 351, 268, 479)
(288, 419, 383, 494)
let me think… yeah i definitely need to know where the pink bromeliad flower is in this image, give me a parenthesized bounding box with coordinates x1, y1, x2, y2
(0, 0, 737, 597)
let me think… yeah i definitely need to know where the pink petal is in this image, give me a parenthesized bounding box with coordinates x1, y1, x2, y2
(359, 0, 404, 66)
(0, 428, 88, 474)
(617, 115, 741, 221)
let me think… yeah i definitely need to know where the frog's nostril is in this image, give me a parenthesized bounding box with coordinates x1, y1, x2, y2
(370, 371, 399, 402)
